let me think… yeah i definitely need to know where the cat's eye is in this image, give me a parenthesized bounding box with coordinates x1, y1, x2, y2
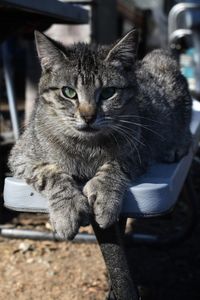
(62, 87, 77, 99)
(100, 87, 116, 100)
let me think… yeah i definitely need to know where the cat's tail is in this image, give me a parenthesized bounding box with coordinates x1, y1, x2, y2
(91, 218, 139, 300)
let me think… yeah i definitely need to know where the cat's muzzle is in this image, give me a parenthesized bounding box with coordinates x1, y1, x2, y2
(75, 123, 99, 133)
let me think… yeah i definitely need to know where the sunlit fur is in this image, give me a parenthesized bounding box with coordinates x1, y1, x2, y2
(9, 30, 192, 240)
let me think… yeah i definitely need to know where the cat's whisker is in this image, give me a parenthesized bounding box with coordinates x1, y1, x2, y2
(111, 126, 133, 153)
(110, 124, 142, 164)
(104, 115, 160, 139)
(109, 132, 120, 149)
(118, 119, 165, 140)
(118, 115, 163, 124)
(38, 125, 63, 139)
(106, 116, 147, 148)
(95, 119, 110, 127)
(94, 117, 115, 129)
(102, 117, 147, 152)
(113, 123, 146, 147)
(61, 120, 75, 126)
(36, 120, 76, 144)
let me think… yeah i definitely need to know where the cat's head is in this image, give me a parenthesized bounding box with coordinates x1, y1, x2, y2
(35, 29, 139, 140)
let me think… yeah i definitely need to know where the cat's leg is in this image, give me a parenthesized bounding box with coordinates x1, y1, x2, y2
(83, 162, 128, 228)
(15, 161, 90, 240)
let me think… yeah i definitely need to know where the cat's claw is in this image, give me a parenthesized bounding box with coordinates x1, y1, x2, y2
(49, 196, 90, 240)
(50, 216, 78, 240)
(83, 179, 122, 229)
(94, 199, 119, 229)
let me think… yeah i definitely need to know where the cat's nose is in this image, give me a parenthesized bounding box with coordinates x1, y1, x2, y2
(81, 113, 97, 125)
(78, 103, 97, 125)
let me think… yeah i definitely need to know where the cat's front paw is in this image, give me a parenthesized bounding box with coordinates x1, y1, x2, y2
(83, 179, 123, 228)
(49, 195, 90, 240)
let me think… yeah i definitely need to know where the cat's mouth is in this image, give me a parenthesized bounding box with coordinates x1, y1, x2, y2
(76, 124, 99, 134)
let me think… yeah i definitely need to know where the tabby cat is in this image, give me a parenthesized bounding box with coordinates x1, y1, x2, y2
(9, 29, 192, 240)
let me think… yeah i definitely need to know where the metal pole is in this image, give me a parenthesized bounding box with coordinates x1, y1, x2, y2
(168, 3, 200, 41)
(0, 227, 96, 243)
(2, 42, 20, 140)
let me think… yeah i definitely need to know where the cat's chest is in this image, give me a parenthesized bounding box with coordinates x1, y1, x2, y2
(52, 144, 109, 179)
(70, 155, 101, 179)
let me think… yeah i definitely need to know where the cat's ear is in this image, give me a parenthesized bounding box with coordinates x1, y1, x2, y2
(35, 31, 67, 71)
(105, 29, 139, 67)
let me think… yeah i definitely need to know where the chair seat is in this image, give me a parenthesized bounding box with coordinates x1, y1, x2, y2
(3, 100, 200, 218)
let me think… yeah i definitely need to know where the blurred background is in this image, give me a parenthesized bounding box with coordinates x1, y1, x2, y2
(0, 1, 200, 299)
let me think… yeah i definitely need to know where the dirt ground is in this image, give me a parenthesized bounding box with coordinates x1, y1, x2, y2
(0, 156, 200, 300)
(0, 214, 108, 300)
(0, 240, 107, 300)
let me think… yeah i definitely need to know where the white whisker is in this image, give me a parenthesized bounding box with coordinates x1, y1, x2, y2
(117, 119, 165, 140)
(119, 115, 163, 124)
(110, 124, 142, 164)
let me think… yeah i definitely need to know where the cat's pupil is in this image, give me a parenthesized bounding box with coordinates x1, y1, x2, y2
(100, 87, 116, 100)
(62, 87, 77, 99)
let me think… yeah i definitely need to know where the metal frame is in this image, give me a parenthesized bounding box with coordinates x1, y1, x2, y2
(168, 3, 200, 41)
(168, 2, 200, 100)
(1, 42, 20, 140)
(168, 3, 200, 46)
